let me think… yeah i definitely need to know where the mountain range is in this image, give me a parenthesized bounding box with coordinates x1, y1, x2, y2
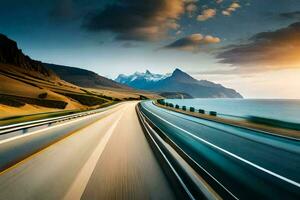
(116, 69, 243, 98)
(0, 34, 58, 81)
(0, 32, 242, 110)
(45, 63, 129, 90)
(0, 34, 128, 91)
(0, 33, 159, 119)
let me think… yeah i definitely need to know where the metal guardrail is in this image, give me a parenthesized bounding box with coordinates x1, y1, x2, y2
(153, 101, 300, 142)
(137, 103, 239, 200)
(136, 103, 226, 200)
(0, 103, 120, 135)
(0, 103, 122, 172)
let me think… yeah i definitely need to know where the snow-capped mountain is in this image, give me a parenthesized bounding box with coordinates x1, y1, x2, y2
(116, 70, 170, 84)
(115, 68, 243, 98)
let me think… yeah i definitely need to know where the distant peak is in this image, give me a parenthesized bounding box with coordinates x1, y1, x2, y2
(169, 68, 196, 82)
(117, 73, 126, 78)
(172, 68, 186, 76)
(0, 33, 9, 40)
(0, 34, 56, 79)
(0, 33, 18, 48)
(133, 71, 141, 75)
(145, 70, 152, 75)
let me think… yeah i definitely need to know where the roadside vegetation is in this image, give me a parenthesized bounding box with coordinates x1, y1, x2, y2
(0, 94, 68, 109)
(0, 34, 155, 126)
(0, 95, 25, 107)
(80, 89, 121, 101)
(0, 64, 155, 126)
(0, 109, 82, 126)
(56, 92, 108, 106)
(38, 92, 48, 99)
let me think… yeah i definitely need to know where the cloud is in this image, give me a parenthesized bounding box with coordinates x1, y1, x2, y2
(176, 30, 182, 35)
(83, 0, 186, 41)
(217, 22, 300, 73)
(230, 2, 241, 9)
(204, 35, 221, 43)
(222, 2, 240, 16)
(197, 8, 216, 21)
(186, 3, 198, 17)
(279, 11, 300, 20)
(222, 10, 231, 16)
(183, 0, 198, 2)
(164, 33, 220, 52)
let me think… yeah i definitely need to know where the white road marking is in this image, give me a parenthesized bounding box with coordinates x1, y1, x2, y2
(140, 110, 238, 200)
(0, 103, 123, 130)
(138, 111, 196, 200)
(63, 108, 125, 200)
(143, 106, 300, 188)
(0, 106, 120, 145)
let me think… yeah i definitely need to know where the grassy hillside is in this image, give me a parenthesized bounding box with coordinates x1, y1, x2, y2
(0, 34, 161, 121)
(46, 63, 130, 89)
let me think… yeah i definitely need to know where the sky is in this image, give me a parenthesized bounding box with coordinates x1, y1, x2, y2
(1, 0, 300, 98)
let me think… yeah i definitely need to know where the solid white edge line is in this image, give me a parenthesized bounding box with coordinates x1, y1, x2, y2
(0, 103, 123, 133)
(142, 106, 300, 188)
(137, 109, 195, 200)
(151, 101, 300, 142)
(140, 109, 239, 200)
(0, 106, 120, 145)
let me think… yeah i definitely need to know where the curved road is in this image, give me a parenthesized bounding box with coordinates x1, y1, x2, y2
(0, 102, 176, 200)
(0, 100, 299, 200)
(140, 101, 300, 200)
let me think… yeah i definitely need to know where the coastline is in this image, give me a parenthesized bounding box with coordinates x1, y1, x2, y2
(154, 101, 300, 140)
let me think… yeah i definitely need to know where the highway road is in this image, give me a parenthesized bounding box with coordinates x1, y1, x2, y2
(0, 102, 176, 200)
(139, 101, 300, 200)
(0, 100, 299, 200)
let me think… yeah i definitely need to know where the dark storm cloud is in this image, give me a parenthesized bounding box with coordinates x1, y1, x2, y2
(164, 34, 220, 52)
(217, 22, 300, 72)
(82, 0, 185, 41)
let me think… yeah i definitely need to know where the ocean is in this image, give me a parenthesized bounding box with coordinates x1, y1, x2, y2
(165, 99, 300, 124)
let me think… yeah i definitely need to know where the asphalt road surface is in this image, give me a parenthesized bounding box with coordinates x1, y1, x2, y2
(140, 101, 300, 200)
(0, 102, 176, 200)
(1, 100, 299, 200)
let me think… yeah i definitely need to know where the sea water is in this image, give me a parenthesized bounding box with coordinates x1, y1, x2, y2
(165, 99, 300, 124)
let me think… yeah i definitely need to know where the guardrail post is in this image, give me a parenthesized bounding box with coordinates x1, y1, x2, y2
(198, 109, 205, 114)
(209, 111, 217, 116)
